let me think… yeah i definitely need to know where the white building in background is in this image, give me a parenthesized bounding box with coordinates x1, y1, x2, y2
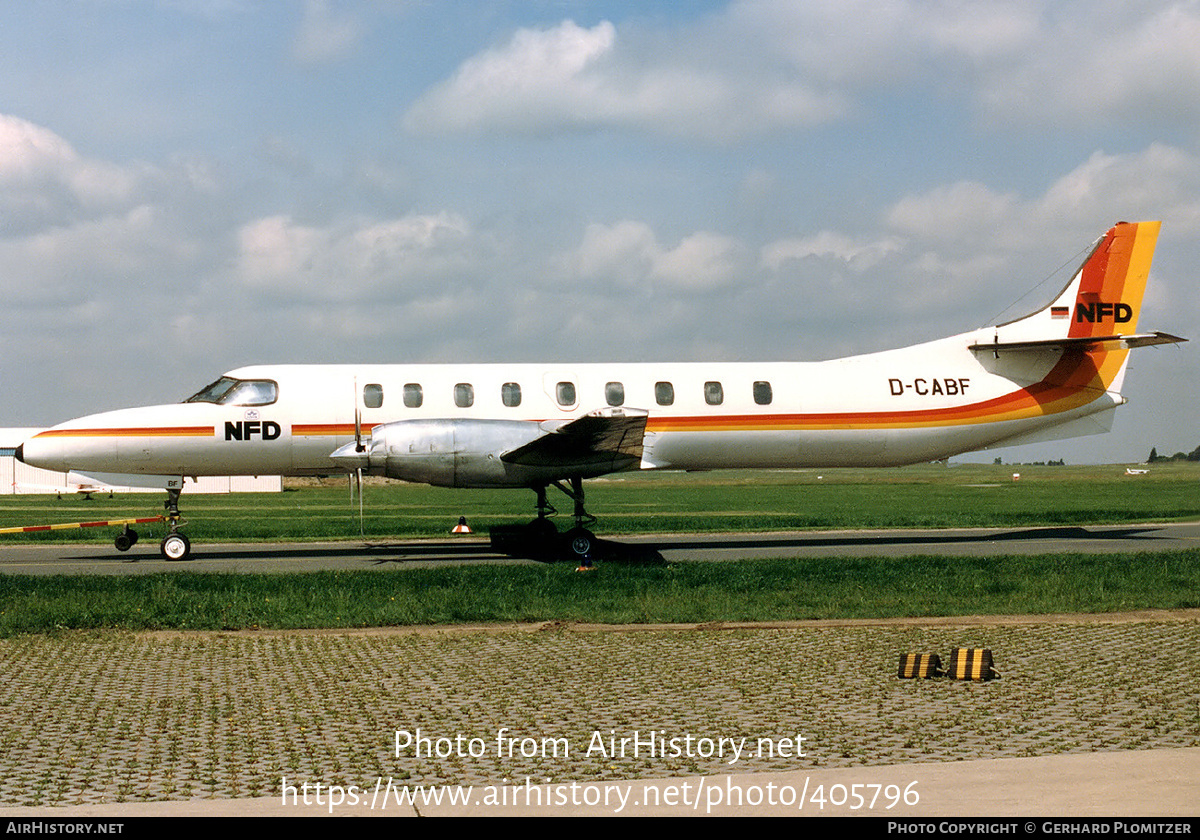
(1, 429, 281, 495)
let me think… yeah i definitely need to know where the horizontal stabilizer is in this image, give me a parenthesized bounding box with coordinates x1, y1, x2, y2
(969, 331, 1187, 354)
(501, 407, 648, 471)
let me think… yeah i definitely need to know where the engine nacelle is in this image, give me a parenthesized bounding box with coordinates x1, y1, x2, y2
(363, 418, 549, 488)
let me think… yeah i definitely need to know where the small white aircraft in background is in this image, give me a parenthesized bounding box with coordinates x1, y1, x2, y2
(17, 221, 1183, 561)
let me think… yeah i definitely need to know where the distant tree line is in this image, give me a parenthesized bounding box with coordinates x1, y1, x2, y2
(992, 457, 1066, 466)
(1148, 446, 1200, 463)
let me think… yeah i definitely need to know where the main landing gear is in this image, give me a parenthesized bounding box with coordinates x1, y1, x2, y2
(490, 477, 599, 564)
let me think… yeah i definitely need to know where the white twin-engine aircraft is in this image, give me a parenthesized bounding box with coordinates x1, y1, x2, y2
(17, 221, 1183, 561)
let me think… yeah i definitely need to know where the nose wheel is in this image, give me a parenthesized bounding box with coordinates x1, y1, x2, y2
(160, 531, 191, 561)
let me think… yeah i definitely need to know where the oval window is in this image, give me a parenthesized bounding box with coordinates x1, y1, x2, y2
(753, 381, 773, 405)
(403, 383, 423, 408)
(655, 382, 674, 406)
(556, 381, 576, 406)
(454, 383, 475, 408)
(606, 382, 625, 406)
(502, 382, 522, 407)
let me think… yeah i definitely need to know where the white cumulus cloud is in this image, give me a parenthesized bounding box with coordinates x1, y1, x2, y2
(292, 0, 362, 64)
(567, 221, 746, 291)
(404, 18, 847, 140)
(761, 231, 905, 272)
(235, 212, 475, 300)
(0, 113, 140, 231)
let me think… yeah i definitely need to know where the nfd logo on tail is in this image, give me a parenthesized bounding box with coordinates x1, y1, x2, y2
(1073, 302, 1133, 323)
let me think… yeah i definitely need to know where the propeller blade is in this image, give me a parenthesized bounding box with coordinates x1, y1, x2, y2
(357, 467, 364, 536)
(354, 379, 365, 453)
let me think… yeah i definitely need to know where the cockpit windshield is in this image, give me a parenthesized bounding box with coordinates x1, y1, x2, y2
(185, 377, 278, 406)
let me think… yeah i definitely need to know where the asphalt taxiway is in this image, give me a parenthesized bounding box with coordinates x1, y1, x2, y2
(2, 520, 1198, 575)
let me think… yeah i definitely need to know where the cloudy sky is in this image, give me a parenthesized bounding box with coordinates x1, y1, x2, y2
(2, 0, 1196, 463)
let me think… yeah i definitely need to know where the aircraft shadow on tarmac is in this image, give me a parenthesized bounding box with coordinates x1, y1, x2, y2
(648, 524, 1167, 552)
(357, 523, 1167, 566)
(254, 524, 1168, 564)
(77, 524, 1166, 565)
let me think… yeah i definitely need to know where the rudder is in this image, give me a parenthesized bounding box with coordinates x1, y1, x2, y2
(996, 221, 1161, 343)
(1068, 220, 1160, 338)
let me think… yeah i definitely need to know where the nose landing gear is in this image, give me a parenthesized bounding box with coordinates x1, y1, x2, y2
(159, 487, 191, 561)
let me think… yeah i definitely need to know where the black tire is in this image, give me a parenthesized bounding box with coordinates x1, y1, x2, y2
(526, 517, 558, 542)
(160, 532, 191, 561)
(114, 531, 135, 552)
(564, 527, 595, 560)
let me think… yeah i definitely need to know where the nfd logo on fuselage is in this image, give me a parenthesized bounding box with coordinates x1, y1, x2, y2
(224, 420, 282, 441)
(1075, 302, 1133, 323)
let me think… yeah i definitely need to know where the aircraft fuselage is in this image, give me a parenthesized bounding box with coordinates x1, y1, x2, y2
(19, 329, 1123, 486)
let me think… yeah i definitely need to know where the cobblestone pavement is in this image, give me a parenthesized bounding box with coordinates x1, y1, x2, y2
(0, 616, 1197, 807)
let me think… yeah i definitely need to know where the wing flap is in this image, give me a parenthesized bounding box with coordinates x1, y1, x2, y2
(501, 407, 648, 473)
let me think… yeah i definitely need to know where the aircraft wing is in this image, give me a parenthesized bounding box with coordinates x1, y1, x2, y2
(501, 407, 648, 473)
(969, 331, 1187, 354)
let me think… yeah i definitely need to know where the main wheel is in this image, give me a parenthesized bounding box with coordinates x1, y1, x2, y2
(527, 517, 559, 540)
(524, 517, 560, 562)
(160, 532, 191, 561)
(563, 527, 596, 560)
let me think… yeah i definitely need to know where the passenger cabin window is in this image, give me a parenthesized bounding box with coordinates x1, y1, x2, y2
(185, 377, 277, 406)
(403, 383, 423, 408)
(605, 382, 625, 406)
(704, 381, 724, 406)
(363, 383, 383, 409)
(655, 382, 674, 406)
(502, 382, 522, 407)
(454, 383, 474, 408)
(753, 380, 773, 405)
(556, 381, 576, 407)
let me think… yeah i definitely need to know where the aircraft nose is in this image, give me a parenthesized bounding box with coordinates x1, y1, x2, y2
(14, 433, 69, 473)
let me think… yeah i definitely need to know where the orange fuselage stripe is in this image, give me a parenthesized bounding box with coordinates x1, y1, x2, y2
(34, 427, 213, 438)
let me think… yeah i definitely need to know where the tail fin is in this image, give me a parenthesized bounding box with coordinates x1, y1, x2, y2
(972, 221, 1182, 367)
(995, 220, 1161, 343)
(968, 221, 1183, 409)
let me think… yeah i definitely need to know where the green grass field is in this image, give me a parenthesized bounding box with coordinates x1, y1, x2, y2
(1, 551, 1198, 635)
(2, 463, 1197, 635)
